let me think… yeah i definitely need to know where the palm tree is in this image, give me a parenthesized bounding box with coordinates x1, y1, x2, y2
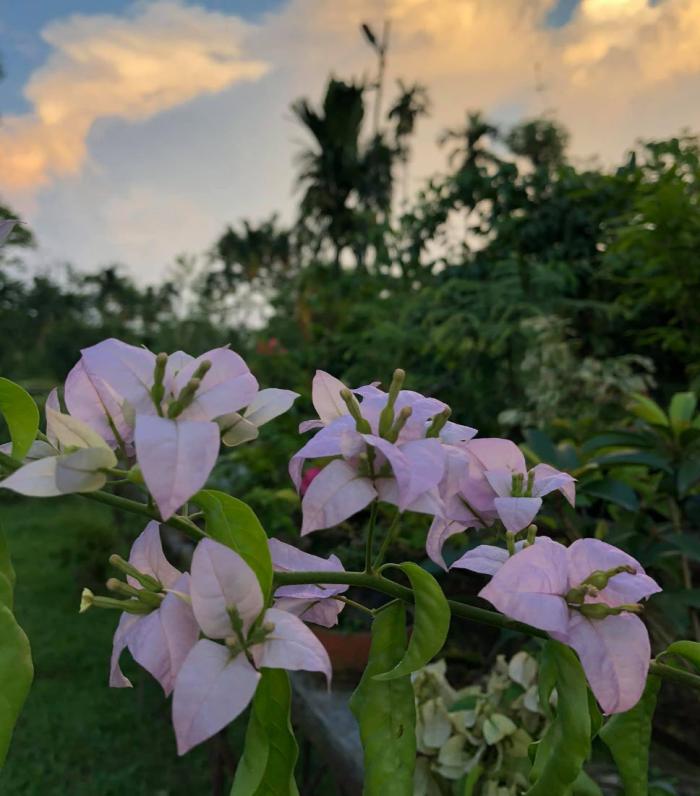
(292, 78, 366, 268)
(439, 111, 499, 171)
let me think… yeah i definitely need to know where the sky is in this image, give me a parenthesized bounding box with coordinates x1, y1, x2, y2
(1, 0, 700, 282)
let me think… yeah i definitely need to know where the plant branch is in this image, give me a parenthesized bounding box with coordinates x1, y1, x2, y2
(372, 510, 401, 569)
(272, 569, 700, 693)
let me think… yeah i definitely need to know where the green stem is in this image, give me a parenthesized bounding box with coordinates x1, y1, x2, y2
(333, 595, 375, 616)
(649, 661, 700, 690)
(364, 502, 378, 573)
(274, 570, 546, 637)
(272, 569, 700, 693)
(372, 511, 402, 570)
(83, 491, 203, 540)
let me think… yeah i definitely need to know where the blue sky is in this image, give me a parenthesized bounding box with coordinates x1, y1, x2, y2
(1, 0, 698, 281)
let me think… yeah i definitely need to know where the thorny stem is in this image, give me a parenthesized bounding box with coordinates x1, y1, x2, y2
(272, 569, 700, 694)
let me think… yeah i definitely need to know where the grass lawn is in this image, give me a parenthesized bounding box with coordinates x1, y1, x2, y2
(0, 496, 236, 795)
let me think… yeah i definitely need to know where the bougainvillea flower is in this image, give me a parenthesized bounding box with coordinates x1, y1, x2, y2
(425, 445, 497, 569)
(467, 438, 575, 533)
(172, 539, 331, 754)
(426, 440, 576, 567)
(291, 374, 464, 533)
(58, 338, 292, 519)
(449, 541, 531, 575)
(0, 397, 117, 496)
(218, 388, 299, 447)
(299, 370, 352, 433)
(110, 522, 199, 695)
(134, 415, 220, 521)
(479, 537, 661, 713)
(269, 538, 347, 627)
(64, 359, 131, 449)
(299, 370, 476, 444)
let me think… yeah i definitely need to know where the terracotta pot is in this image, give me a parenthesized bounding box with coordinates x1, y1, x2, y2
(312, 628, 373, 673)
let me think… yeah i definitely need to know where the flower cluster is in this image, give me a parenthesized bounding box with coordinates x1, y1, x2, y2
(98, 523, 340, 754)
(291, 369, 574, 559)
(0, 338, 298, 518)
(1, 355, 664, 756)
(468, 537, 660, 714)
(290, 369, 660, 715)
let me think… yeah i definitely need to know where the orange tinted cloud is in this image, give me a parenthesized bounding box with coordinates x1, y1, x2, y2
(1, 1, 267, 191)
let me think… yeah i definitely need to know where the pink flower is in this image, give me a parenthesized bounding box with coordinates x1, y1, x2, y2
(426, 439, 576, 568)
(269, 538, 347, 627)
(0, 390, 118, 497)
(291, 372, 475, 534)
(110, 522, 199, 695)
(300, 467, 322, 496)
(468, 438, 575, 532)
(65, 338, 296, 519)
(172, 539, 331, 754)
(478, 537, 661, 713)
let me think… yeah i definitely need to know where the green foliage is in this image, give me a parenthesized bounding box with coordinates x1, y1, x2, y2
(599, 676, 660, 796)
(193, 490, 273, 602)
(374, 564, 450, 681)
(0, 524, 32, 768)
(0, 378, 39, 461)
(527, 642, 592, 796)
(0, 499, 216, 793)
(349, 601, 416, 795)
(660, 640, 700, 672)
(230, 669, 299, 796)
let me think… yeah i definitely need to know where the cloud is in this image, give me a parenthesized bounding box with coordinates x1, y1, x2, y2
(5, 0, 700, 280)
(0, 1, 267, 191)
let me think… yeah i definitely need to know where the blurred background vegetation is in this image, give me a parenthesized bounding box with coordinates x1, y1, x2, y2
(2, 26, 700, 794)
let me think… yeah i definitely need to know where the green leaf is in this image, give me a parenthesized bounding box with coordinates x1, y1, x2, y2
(594, 451, 673, 473)
(0, 525, 15, 594)
(669, 392, 697, 433)
(581, 431, 656, 454)
(583, 478, 639, 511)
(661, 640, 700, 672)
(599, 676, 660, 796)
(629, 394, 669, 428)
(373, 563, 450, 681)
(527, 642, 591, 796)
(0, 604, 33, 767)
(664, 534, 700, 563)
(677, 457, 700, 495)
(230, 668, 299, 796)
(0, 378, 39, 461)
(0, 573, 12, 612)
(193, 490, 273, 603)
(349, 602, 416, 795)
(572, 770, 603, 796)
(461, 764, 484, 796)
